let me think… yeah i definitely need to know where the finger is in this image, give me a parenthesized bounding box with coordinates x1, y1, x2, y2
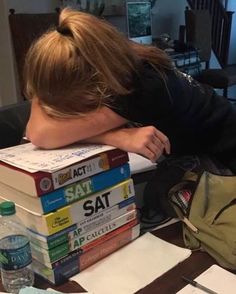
(148, 140, 164, 157)
(154, 129, 171, 154)
(142, 149, 157, 162)
(152, 136, 165, 151)
(143, 144, 163, 162)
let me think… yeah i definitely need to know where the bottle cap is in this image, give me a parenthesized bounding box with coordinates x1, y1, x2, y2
(0, 201, 16, 216)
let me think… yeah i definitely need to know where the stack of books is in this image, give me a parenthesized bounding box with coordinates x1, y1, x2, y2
(0, 143, 140, 284)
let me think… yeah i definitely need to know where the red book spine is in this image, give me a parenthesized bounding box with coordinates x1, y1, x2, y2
(106, 148, 129, 168)
(35, 149, 129, 196)
(0, 149, 129, 197)
(79, 218, 138, 254)
(0, 148, 129, 197)
(79, 223, 140, 271)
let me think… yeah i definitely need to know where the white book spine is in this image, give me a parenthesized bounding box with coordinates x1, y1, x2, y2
(29, 201, 136, 249)
(69, 179, 135, 223)
(68, 209, 137, 250)
(31, 210, 137, 267)
(52, 156, 105, 189)
(0, 178, 135, 235)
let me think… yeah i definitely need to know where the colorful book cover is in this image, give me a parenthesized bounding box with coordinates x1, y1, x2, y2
(30, 210, 137, 266)
(0, 145, 128, 196)
(0, 179, 135, 235)
(32, 224, 140, 285)
(28, 198, 135, 250)
(0, 163, 130, 214)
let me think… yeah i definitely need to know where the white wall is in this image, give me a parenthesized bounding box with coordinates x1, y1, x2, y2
(0, 0, 61, 107)
(151, 0, 187, 40)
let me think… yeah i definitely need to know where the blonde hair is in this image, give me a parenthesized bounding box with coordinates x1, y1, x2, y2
(24, 8, 173, 117)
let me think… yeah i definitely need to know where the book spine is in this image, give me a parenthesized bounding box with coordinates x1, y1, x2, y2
(27, 224, 77, 250)
(77, 218, 138, 254)
(32, 178, 135, 235)
(79, 223, 140, 271)
(40, 163, 130, 213)
(67, 197, 135, 239)
(29, 198, 136, 250)
(32, 224, 140, 285)
(68, 209, 137, 250)
(36, 149, 128, 195)
(0, 148, 128, 197)
(30, 210, 137, 266)
(31, 241, 70, 266)
(32, 250, 80, 285)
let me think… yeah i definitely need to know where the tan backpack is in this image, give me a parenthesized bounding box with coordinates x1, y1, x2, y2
(169, 170, 236, 269)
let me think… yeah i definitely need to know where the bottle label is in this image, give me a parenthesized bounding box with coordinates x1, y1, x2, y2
(0, 235, 32, 270)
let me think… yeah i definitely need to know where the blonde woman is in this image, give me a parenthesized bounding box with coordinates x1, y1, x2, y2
(25, 8, 236, 172)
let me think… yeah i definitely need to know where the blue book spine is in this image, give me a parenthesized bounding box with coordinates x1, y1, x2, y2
(33, 250, 80, 285)
(40, 163, 131, 213)
(53, 251, 80, 284)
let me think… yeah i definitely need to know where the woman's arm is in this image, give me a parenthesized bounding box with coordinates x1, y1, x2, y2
(83, 126, 171, 162)
(26, 98, 128, 149)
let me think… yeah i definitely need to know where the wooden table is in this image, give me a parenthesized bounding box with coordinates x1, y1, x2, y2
(0, 222, 215, 293)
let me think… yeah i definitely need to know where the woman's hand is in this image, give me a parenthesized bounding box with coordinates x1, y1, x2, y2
(83, 126, 171, 162)
(123, 126, 171, 161)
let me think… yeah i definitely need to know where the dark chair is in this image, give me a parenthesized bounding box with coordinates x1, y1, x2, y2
(8, 9, 59, 99)
(0, 101, 30, 149)
(185, 8, 236, 99)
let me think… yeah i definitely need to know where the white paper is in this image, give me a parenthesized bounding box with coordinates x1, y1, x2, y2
(18, 287, 94, 294)
(128, 152, 157, 174)
(70, 232, 191, 294)
(0, 143, 114, 172)
(177, 264, 236, 294)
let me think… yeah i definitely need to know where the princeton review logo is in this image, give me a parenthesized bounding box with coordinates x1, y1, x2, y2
(39, 177, 52, 192)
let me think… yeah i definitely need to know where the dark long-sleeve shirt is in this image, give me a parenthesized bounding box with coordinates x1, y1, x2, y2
(108, 62, 236, 171)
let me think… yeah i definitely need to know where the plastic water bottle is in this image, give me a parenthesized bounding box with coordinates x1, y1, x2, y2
(0, 201, 34, 293)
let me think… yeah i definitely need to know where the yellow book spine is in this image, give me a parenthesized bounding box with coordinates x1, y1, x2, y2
(44, 206, 73, 235)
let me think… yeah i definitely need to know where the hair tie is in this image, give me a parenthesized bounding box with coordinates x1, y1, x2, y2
(56, 26, 72, 36)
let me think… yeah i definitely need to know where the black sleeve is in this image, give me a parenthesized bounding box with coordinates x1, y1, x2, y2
(107, 64, 174, 125)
